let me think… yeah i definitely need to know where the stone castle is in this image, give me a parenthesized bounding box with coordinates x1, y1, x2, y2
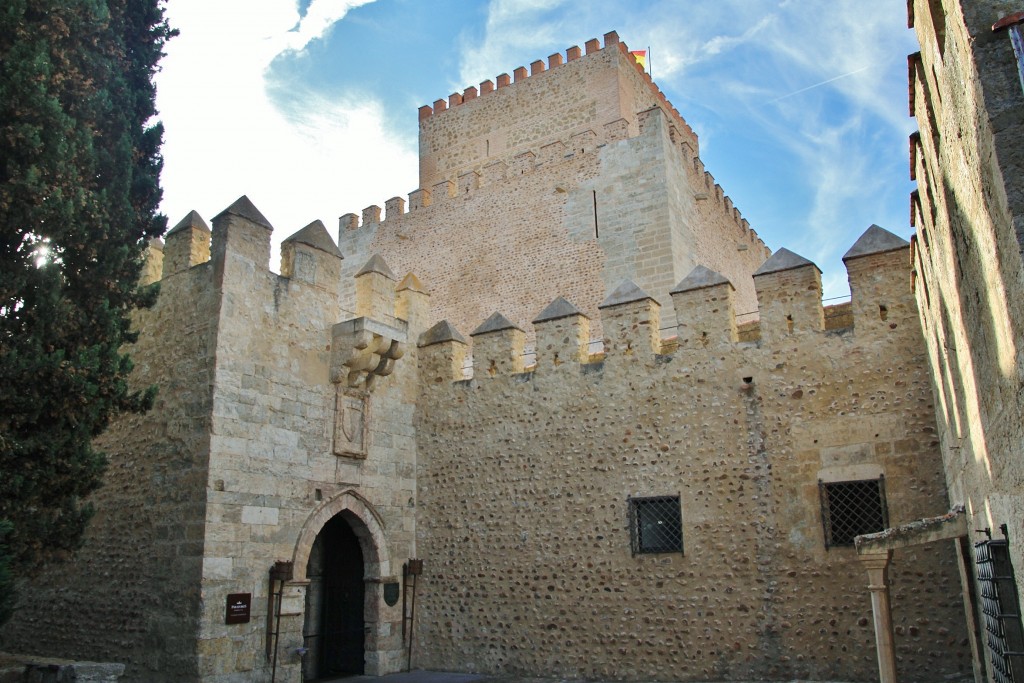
(3, 2, 1023, 683)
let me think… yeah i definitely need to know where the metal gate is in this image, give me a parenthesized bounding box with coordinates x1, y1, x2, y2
(976, 526, 1024, 682)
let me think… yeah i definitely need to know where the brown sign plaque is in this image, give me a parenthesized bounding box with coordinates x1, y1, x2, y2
(226, 593, 251, 624)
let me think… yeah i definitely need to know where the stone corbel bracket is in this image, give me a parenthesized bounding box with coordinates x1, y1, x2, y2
(331, 317, 407, 390)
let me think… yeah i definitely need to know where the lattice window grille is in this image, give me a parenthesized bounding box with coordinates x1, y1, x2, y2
(628, 495, 683, 556)
(976, 528, 1024, 683)
(819, 477, 888, 549)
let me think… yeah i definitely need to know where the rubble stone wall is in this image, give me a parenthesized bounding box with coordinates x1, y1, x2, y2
(414, 245, 973, 682)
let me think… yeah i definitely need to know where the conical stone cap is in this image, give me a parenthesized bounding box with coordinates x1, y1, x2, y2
(167, 210, 210, 236)
(471, 312, 521, 336)
(598, 279, 655, 308)
(670, 265, 731, 294)
(355, 254, 397, 280)
(214, 195, 273, 229)
(753, 248, 819, 276)
(418, 320, 467, 347)
(282, 220, 343, 258)
(397, 273, 427, 294)
(842, 224, 909, 261)
(533, 296, 587, 323)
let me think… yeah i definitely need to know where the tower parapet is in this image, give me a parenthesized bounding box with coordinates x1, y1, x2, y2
(419, 225, 916, 382)
(415, 31, 696, 150)
(416, 31, 698, 190)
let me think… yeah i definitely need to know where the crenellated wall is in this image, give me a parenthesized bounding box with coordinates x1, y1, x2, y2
(413, 228, 972, 682)
(416, 32, 697, 189)
(338, 100, 768, 348)
(4, 17, 1005, 681)
(2, 198, 430, 683)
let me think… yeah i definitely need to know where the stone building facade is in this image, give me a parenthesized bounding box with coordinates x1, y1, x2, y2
(1, 16, 1018, 683)
(413, 230, 970, 682)
(904, 1, 1024, 681)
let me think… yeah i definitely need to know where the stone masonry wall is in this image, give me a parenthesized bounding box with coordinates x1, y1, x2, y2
(1, 249, 219, 680)
(341, 111, 767, 355)
(2, 199, 430, 683)
(414, 240, 972, 682)
(909, 0, 1024, 658)
(417, 34, 697, 189)
(192, 201, 427, 682)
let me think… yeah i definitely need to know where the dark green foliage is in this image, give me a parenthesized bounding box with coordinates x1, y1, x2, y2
(0, 521, 13, 628)
(0, 0, 173, 570)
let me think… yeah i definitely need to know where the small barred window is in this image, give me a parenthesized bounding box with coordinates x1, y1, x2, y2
(820, 477, 888, 548)
(628, 495, 683, 555)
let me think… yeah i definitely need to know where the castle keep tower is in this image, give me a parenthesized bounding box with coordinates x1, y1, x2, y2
(338, 32, 769, 344)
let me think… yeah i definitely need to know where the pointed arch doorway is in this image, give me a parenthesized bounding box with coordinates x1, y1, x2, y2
(304, 512, 366, 678)
(293, 490, 395, 679)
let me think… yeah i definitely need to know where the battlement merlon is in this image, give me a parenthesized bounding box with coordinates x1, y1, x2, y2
(211, 195, 274, 288)
(163, 210, 210, 279)
(752, 248, 823, 344)
(281, 219, 343, 291)
(670, 266, 737, 349)
(416, 31, 699, 189)
(842, 225, 915, 337)
(470, 312, 526, 376)
(355, 254, 398, 322)
(416, 225, 918, 384)
(598, 279, 662, 359)
(533, 297, 590, 368)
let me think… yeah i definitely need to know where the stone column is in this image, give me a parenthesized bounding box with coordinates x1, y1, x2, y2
(861, 550, 898, 683)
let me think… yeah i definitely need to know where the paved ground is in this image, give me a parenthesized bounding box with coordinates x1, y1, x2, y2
(323, 671, 854, 683)
(324, 672, 551, 683)
(328, 673, 484, 683)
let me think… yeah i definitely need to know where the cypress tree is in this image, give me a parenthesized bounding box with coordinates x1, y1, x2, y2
(0, 521, 12, 627)
(0, 0, 173, 581)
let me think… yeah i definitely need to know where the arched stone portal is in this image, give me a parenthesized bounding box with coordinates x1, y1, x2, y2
(290, 491, 396, 678)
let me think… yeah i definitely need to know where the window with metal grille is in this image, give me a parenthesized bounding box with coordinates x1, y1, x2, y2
(819, 477, 888, 548)
(628, 495, 682, 555)
(975, 528, 1024, 683)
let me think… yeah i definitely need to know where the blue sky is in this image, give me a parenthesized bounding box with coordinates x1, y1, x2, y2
(155, 0, 918, 300)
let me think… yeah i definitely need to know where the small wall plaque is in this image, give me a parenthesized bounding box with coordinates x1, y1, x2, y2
(226, 593, 251, 624)
(383, 582, 400, 606)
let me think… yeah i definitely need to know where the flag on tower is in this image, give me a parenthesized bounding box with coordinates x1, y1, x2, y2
(630, 50, 647, 71)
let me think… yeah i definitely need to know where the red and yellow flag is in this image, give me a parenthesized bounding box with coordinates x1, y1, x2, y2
(630, 50, 647, 71)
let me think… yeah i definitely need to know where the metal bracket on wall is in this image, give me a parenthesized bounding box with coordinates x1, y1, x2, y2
(267, 560, 294, 683)
(402, 559, 424, 672)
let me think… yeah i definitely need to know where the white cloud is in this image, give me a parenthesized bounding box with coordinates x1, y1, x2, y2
(155, 0, 415, 268)
(456, 0, 572, 89)
(284, 0, 373, 52)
